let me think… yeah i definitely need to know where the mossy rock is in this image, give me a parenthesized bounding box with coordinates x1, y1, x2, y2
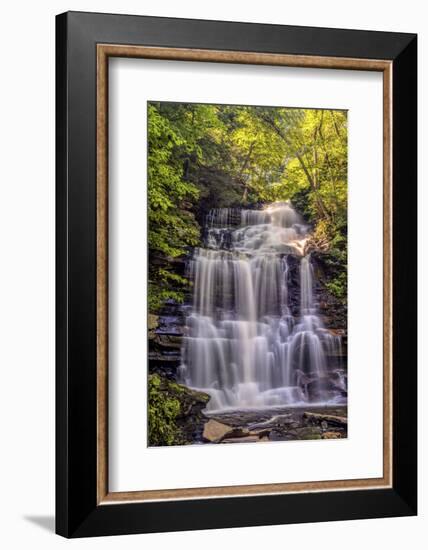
(148, 374, 210, 446)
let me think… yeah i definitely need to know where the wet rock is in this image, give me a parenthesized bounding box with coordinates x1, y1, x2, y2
(306, 377, 336, 397)
(149, 319, 184, 379)
(248, 414, 293, 431)
(202, 419, 272, 443)
(149, 298, 188, 381)
(303, 373, 347, 401)
(156, 314, 185, 335)
(149, 365, 180, 381)
(303, 411, 347, 428)
(203, 420, 236, 442)
(153, 333, 183, 349)
(148, 347, 181, 381)
(208, 406, 348, 442)
(285, 255, 302, 316)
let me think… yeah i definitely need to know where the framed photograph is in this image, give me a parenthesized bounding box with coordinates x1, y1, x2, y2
(56, 11, 417, 537)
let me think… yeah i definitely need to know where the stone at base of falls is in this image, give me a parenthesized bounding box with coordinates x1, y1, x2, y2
(202, 419, 271, 443)
(209, 406, 347, 442)
(303, 411, 347, 428)
(202, 420, 247, 443)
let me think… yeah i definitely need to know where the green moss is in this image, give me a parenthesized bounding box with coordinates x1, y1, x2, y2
(322, 241, 347, 306)
(148, 374, 183, 446)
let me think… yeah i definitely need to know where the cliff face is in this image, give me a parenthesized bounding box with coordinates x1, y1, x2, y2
(311, 251, 347, 354)
(148, 301, 184, 380)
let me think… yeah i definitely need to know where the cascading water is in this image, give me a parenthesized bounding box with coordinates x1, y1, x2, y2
(180, 202, 344, 411)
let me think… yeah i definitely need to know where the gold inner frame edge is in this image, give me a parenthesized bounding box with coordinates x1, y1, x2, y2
(96, 44, 393, 504)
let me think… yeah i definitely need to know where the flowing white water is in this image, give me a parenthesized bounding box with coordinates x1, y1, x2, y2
(180, 202, 344, 411)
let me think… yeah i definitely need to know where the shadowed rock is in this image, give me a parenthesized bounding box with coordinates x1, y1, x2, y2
(303, 411, 347, 427)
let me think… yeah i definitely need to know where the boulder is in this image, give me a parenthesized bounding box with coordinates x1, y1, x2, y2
(201, 419, 269, 443)
(202, 420, 234, 442)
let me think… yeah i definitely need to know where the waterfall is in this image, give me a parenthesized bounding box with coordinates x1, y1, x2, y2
(180, 202, 344, 411)
(300, 255, 314, 313)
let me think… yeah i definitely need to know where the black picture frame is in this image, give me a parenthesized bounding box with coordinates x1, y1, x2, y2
(56, 10, 417, 538)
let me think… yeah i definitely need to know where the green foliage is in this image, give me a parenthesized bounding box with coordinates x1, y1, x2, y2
(148, 104, 201, 310)
(148, 285, 185, 313)
(325, 271, 347, 302)
(148, 374, 183, 446)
